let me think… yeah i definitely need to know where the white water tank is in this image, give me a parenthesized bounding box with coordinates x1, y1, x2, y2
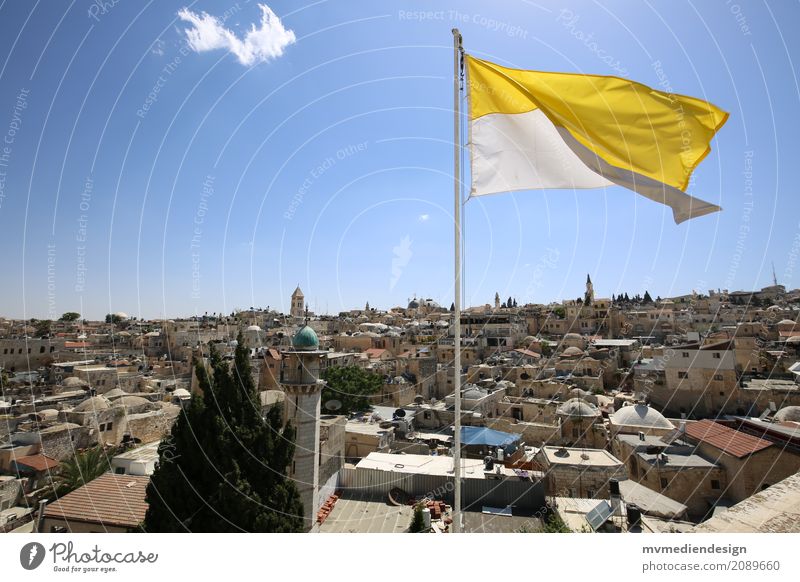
(422, 507, 431, 529)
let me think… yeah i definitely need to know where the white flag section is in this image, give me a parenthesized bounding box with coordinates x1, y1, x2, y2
(465, 56, 729, 224)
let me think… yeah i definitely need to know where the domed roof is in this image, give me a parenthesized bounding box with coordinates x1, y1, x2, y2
(111, 395, 154, 411)
(564, 333, 582, 340)
(786, 336, 800, 344)
(246, 325, 262, 332)
(562, 346, 584, 357)
(407, 299, 420, 309)
(775, 406, 800, 423)
(113, 311, 129, 320)
(72, 396, 111, 413)
(569, 388, 589, 399)
(292, 325, 319, 349)
(556, 398, 600, 418)
(610, 402, 673, 429)
(104, 388, 127, 399)
(778, 319, 796, 325)
(462, 385, 484, 400)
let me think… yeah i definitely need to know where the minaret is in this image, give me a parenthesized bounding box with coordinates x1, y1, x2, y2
(494, 292, 500, 310)
(281, 311, 324, 530)
(290, 285, 305, 318)
(585, 274, 595, 305)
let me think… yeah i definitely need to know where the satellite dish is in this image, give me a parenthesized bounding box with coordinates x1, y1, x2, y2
(324, 399, 342, 411)
(394, 408, 406, 418)
(414, 395, 424, 405)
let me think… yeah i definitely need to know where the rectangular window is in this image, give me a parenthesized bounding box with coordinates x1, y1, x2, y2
(660, 478, 668, 488)
(678, 371, 688, 379)
(714, 374, 724, 381)
(711, 480, 720, 490)
(682, 352, 689, 358)
(40, 346, 45, 353)
(713, 353, 721, 359)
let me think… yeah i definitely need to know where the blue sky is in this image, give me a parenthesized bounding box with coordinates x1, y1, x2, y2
(0, 0, 797, 320)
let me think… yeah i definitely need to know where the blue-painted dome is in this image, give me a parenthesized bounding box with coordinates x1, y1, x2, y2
(292, 325, 319, 349)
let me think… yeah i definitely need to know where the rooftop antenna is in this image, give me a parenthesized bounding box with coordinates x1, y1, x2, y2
(772, 262, 778, 287)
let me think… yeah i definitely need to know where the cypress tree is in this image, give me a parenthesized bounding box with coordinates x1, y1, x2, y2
(144, 334, 303, 532)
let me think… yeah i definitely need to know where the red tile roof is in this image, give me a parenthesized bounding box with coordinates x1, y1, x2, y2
(13, 454, 60, 472)
(685, 420, 772, 458)
(44, 473, 149, 530)
(64, 341, 90, 349)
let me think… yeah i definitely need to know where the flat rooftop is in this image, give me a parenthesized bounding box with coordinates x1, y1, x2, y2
(356, 452, 517, 479)
(112, 441, 161, 462)
(637, 450, 717, 469)
(319, 495, 412, 533)
(693, 472, 800, 533)
(540, 446, 623, 468)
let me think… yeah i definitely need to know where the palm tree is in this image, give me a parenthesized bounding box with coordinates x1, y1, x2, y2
(54, 447, 114, 496)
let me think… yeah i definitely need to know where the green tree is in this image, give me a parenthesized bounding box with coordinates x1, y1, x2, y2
(144, 334, 303, 532)
(408, 503, 426, 533)
(105, 313, 122, 325)
(55, 447, 114, 496)
(542, 511, 571, 533)
(540, 340, 552, 357)
(34, 319, 52, 338)
(643, 291, 653, 304)
(321, 365, 382, 415)
(59, 312, 80, 322)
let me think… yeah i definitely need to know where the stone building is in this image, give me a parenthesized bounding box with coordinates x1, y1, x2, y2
(536, 446, 627, 499)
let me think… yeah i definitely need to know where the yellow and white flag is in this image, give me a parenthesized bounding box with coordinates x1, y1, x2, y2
(466, 56, 729, 223)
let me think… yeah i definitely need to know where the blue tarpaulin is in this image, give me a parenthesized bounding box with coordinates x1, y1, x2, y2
(460, 427, 520, 455)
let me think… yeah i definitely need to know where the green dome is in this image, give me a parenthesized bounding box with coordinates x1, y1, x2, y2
(292, 325, 319, 349)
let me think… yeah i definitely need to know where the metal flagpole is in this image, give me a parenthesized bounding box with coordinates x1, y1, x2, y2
(451, 27, 463, 534)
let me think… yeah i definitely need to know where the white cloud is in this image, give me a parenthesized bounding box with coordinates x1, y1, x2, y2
(418, 214, 430, 222)
(177, 4, 296, 66)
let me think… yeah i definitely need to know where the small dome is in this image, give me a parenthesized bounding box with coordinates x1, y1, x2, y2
(775, 406, 800, 423)
(246, 325, 262, 332)
(462, 385, 484, 400)
(104, 388, 127, 399)
(610, 402, 673, 429)
(407, 299, 420, 309)
(562, 346, 584, 357)
(72, 396, 111, 413)
(778, 319, 796, 326)
(113, 311, 129, 320)
(112, 395, 155, 412)
(557, 398, 600, 419)
(292, 325, 319, 350)
(564, 333, 582, 340)
(786, 336, 800, 344)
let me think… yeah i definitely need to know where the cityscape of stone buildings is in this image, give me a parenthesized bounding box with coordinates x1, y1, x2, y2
(2, 276, 800, 533)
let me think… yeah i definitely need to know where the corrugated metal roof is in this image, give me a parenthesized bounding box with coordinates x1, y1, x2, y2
(685, 420, 772, 458)
(44, 473, 149, 529)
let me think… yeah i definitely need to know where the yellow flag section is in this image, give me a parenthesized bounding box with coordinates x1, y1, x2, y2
(465, 55, 729, 223)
